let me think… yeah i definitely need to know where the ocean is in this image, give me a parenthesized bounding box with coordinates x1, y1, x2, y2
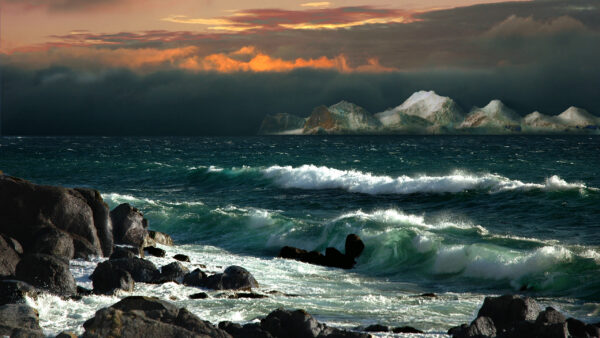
(1, 135, 599, 336)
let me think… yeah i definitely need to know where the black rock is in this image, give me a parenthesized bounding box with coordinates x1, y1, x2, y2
(392, 326, 423, 333)
(201, 266, 259, 291)
(344, 234, 365, 259)
(77, 286, 93, 296)
(477, 294, 540, 332)
(536, 307, 566, 325)
(219, 321, 274, 338)
(0, 303, 44, 337)
(183, 268, 208, 286)
(75, 188, 114, 257)
(0, 280, 40, 305)
(110, 203, 148, 248)
(92, 257, 159, 283)
(279, 246, 327, 265)
(226, 292, 267, 299)
(110, 246, 139, 260)
(90, 261, 135, 295)
(15, 254, 76, 296)
(154, 262, 189, 284)
(420, 293, 437, 298)
(324, 247, 355, 269)
(363, 324, 389, 332)
(450, 316, 496, 338)
(31, 227, 75, 260)
(261, 308, 329, 338)
(173, 254, 191, 262)
(189, 292, 208, 299)
(144, 246, 166, 257)
(567, 317, 599, 338)
(0, 235, 21, 277)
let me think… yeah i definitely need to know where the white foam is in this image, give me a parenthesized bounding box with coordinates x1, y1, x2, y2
(260, 165, 592, 195)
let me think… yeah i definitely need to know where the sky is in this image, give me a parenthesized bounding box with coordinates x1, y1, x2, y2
(1, 0, 599, 135)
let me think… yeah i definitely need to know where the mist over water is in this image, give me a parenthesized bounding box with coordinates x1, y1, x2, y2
(1, 135, 599, 335)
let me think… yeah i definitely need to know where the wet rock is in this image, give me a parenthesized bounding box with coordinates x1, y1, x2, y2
(75, 188, 114, 257)
(278, 234, 364, 269)
(225, 292, 267, 299)
(536, 307, 566, 325)
(148, 230, 174, 246)
(90, 261, 134, 294)
(0, 304, 44, 338)
(183, 268, 207, 286)
(201, 266, 259, 291)
(173, 254, 191, 262)
(153, 262, 189, 284)
(260, 308, 370, 338)
(219, 321, 274, 338)
(189, 292, 208, 299)
(0, 280, 40, 305)
(144, 246, 166, 257)
(55, 331, 78, 338)
(567, 317, 600, 338)
(420, 293, 437, 298)
(363, 324, 389, 332)
(77, 286, 93, 296)
(344, 234, 365, 259)
(0, 235, 21, 277)
(15, 254, 76, 296)
(477, 294, 540, 332)
(31, 227, 74, 260)
(110, 203, 148, 248)
(279, 246, 326, 265)
(93, 257, 159, 283)
(450, 316, 496, 338)
(324, 247, 355, 269)
(392, 326, 423, 333)
(109, 246, 138, 260)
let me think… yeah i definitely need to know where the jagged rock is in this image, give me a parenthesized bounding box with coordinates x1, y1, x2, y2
(31, 227, 74, 260)
(278, 234, 363, 269)
(201, 266, 259, 291)
(153, 262, 189, 284)
(392, 326, 423, 333)
(536, 307, 566, 325)
(173, 254, 190, 262)
(75, 188, 114, 257)
(109, 246, 138, 260)
(147, 231, 174, 246)
(15, 254, 76, 296)
(344, 234, 365, 259)
(0, 280, 40, 305)
(82, 296, 231, 338)
(92, 257, 159, 283)
(279, 246, 326, 265)
(0, 235, 21, 277)
(219, 321, 274, 338)
(0, 304, 44, 338)
(0, 175, 108, 257)
(90, 261, 134, 294)
(363, 324, 389, 332)
(183, 268, 207, 286)
(144, 246, 166, 257)
(477, 294, 540, 332)
(110, 203, 148, 248)
(189, 292, 208, 299)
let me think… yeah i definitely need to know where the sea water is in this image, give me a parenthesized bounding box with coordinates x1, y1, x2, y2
(1, 135, 599, 336)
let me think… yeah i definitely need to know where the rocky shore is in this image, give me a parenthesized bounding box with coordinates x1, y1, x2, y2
(1, 174, 598, 337)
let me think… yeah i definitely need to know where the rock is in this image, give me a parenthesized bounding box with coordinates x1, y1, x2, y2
(31, 227, 74, 260)
(420, 293, 437, 298)
(537, 322, 569, 338)
(0, 280, 40, 305)
(92, 257, 159, 283)
(82, 296, 232, 338)
(5, 236, 24, 255)
(0, 235, 21, 277)
(536, 307, 566, 325)
(75, 188, 114, 257)
(0, 175, 108, 257)
(144, 246, 166, 257)
(450, 316, 496, 338)
(15, 254, 76, 296)
(477, 294, 540, 332)
(363, 324, 389, 332)
(55, 331, 78, 338)
(219, 321, 274, 338)
(261, 308, 329, 338)
(183, 269, 208, 286)
(324, 247, 355, 269)
(110, 246, 138, 260)
(0, 304, 44, 338)
(148, 230, 174, 246)
(567, 317, 599, 338)
(225, 292, 267, 299)
(77, 286, 93, 296)
(189, 292, 208, 299)
(154, 262, 189, 284)
(173, 254, 191, 262)
(392, 326, 423, 333)
(90, 261, 135, 294)
(201, 266, 259, 291)
(110, 203, 148, 248)
(278, 246, 327, 265)
(72, 235, 101, 259)
(344, 234, 365, 259)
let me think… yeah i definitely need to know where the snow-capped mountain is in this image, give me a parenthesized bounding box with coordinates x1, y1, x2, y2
(375, 91, 464, 129)
(522, 111, 565, 131)
(459, 100, 522, 133)
(556, 107, 599, 128)
(303, 101, 381, 134)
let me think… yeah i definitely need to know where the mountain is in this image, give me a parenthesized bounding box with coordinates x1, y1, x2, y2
(522, 111, 565, 132)
(303, 101, 381, 134)
(258, 113, 306, 135)
(375, 91, 464, 131)
(556, 107, 599, 129)
(459, 100, 522, 133)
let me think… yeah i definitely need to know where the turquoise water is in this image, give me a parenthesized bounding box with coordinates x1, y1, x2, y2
(2, 135, 599, 334)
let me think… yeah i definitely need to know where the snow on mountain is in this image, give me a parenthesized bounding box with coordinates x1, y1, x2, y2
(375, 91, 464, 129)
(303, 101, 381, 134)
(459, 100, 522, 133)
(556, 107, 599, 128)
(522, 111, 565, 131)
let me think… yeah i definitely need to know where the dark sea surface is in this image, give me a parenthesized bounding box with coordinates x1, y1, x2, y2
(1, 135, 599, 335)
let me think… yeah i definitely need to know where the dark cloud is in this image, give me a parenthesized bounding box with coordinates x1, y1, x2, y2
(1, 0, 123, 11)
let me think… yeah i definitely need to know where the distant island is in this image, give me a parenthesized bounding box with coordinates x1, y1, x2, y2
(258, 91, 600, 135)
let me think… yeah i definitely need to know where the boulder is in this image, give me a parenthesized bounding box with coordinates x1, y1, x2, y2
(55, 331, 78, 338)
(90, 261, 134, 294)
(324, 247, 355, 269)
(0, 304, 44, 338)
(75, 188, 114, 257)
(82, 296, 231, 338)
(110, 246, 138, 260)
(144, 246, 166, 257)
(536, 307, 566, 325)
(153, 262, 189, 284)
(91, 257, 159, 283)
(31, 227, 74, 260)
(189, 292, 208, 299)
(0, 235, 21, 277)
(110, 203, 148, 248)
(0, 175, 107, 257)
(0, 280, 40, 305)
(392, 326, 423, 333)
(201, 266, 259, 291)
(363, 324, 389, 332)
(260, 308, 370, 338)
(148, 231, 174, 246)
(173, 254, 191, 262)
(345, 234, 365, 259)
(219, 321, 274, 338)
(183, 269, 208, 286)
(278, 246, 327, 265)
(15, 254, 76, 296)
(477, 294, 540, 332)
(567, 317, 600, 338)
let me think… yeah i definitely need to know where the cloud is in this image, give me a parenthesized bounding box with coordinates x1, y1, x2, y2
(0, 0, 125, 11)
(300, 2, 330, 8)
(485, 15, 586, 37)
